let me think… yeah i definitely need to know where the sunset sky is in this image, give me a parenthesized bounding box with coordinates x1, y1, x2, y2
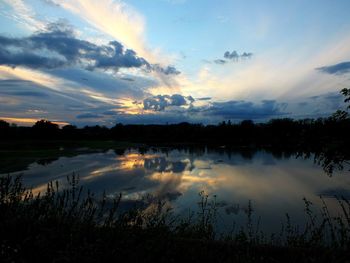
(1, 0, 350, 126)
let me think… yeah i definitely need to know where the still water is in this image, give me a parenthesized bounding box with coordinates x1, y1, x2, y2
(3, 147, 350, 233)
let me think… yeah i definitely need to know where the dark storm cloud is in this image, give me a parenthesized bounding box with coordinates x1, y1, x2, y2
(0, 22, 180, 75)
(0, 47, 66, 69)
(316, 61, 350, 75)
(195, 100, 287, 119)
(143, 94, 194, 111)
(0, 22, 148, 70)
(91, 41, 149, 70)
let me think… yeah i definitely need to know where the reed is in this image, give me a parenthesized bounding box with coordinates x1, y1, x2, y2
(1, 174, 349, 262)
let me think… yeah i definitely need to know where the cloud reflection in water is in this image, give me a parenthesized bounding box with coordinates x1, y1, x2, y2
(5, 148, 350, 233)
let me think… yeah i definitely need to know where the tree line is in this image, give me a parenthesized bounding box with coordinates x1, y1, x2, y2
(0, 89, 349, 149)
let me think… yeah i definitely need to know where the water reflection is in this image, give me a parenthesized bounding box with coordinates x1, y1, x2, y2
(2, 148, 350, 233)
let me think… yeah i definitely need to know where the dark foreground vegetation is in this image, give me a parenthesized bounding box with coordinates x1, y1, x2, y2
(1, 175, 350, 263)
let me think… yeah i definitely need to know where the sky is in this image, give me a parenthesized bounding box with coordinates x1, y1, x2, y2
(0, 0, 350, 126)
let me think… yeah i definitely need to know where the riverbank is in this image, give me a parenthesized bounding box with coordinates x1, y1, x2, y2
(1, 175, 349, 262)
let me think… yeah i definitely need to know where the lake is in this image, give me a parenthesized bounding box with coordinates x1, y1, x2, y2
(2, 146, 350, 234)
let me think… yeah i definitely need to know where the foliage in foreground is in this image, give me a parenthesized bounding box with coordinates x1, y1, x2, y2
(1, 175, 350, 262)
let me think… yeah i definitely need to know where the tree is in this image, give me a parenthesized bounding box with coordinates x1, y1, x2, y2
(32, 120, 59, 138)
(62, 124, 77, 131)
(0, 120, 10, 130)
(331, 88, 350, 121)
(341, 88, 350, 109)
(32, 120, 59, 130)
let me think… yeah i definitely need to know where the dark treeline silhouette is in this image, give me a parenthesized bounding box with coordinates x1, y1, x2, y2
(1, 111, 350, 176)
(1, 114, 349, 147)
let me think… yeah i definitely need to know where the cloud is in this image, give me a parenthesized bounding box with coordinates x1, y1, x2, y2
(120, 77, 135, 82)
(45, 0, 184, 90)
(194, 100, 287, 119)
(3, 0, 46, 30)
(152, 65, 181, 75)
(308, 92, 344, 111)
(110, 98, 289, 125)
(143, 94, 194, 111)
(47, 0, 148, 60)
(111, 112, 192, 125)
(142, 96, 287, 121)
(214, 50, 253, 65)
(40, 0, 60, 6)
(10, 91, 49, 98)
(0, 70, 147, 126)
(46, 68, 154, 99)
(241, 52, 254, 59)
(316, 61, 350, 75)
(0, 21, 180, 75)
(0, 78, 94, 122)
(225, 51, 253, 60)
(224, 51, 240, 60)
(196, 97, 212, 101)
(298, 102, 308, 107)
(0, 22, 148, 70)
(213, 59, 227, 65)
(76, 113, 102, 119)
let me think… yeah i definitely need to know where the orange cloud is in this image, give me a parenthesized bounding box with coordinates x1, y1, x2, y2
(0, 117, 69, 127)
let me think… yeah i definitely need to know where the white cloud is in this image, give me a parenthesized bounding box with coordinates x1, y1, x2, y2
(54, 0, 149, 60)
(178, 33, 350, 103)
(3, 0, 46, 31)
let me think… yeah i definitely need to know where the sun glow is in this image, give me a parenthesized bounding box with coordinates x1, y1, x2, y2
(0, 117, 69, 127)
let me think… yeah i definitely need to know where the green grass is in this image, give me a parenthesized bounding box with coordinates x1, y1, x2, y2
(0, 174, 349, 262)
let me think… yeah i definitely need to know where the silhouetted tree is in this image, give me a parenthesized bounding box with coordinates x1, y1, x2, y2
(0, 120, 10, 137)
(33, 120, 59, 130)
(62, 125, 77, 131)
(32, 120, 59, 138)
(0, 120, 10, 130)
(341, 88, 350, 109)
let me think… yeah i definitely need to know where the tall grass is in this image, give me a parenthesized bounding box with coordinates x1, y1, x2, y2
(1, 174, 349, 262)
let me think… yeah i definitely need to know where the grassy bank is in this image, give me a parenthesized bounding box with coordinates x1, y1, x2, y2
(1, 175, 349, 262)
